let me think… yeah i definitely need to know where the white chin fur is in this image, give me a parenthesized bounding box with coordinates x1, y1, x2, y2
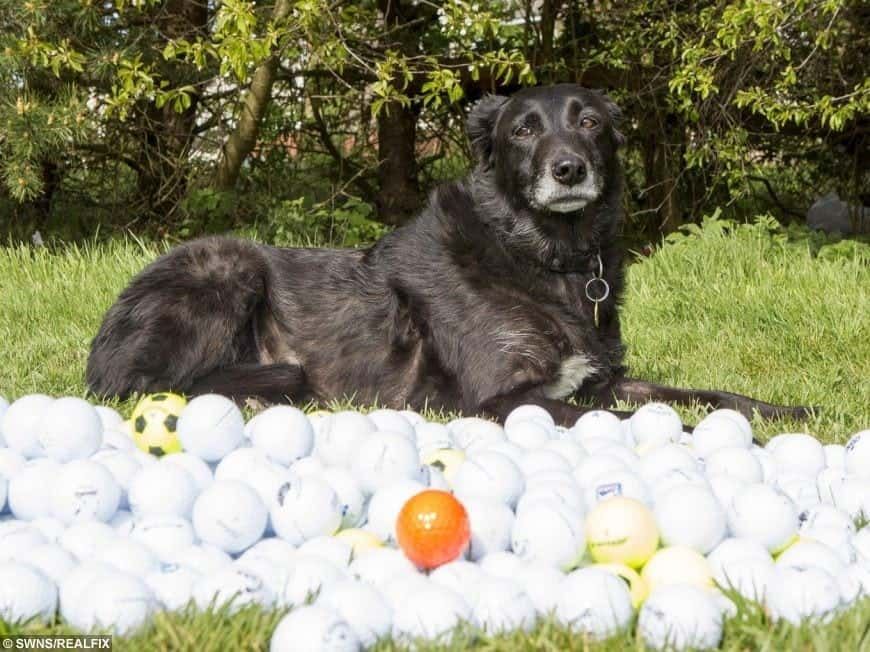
(548, 199, 589, 213)
(531, 169, 600, 213)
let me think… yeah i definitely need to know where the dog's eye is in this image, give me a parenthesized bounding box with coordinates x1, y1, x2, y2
(579, 117, 599, 129)
(513, 125, 533, 138)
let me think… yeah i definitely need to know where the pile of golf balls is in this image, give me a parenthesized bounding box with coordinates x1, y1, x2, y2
(1, 393, 869, 651)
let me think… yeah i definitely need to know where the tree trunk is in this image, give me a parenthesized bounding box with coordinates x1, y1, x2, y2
(213, 0, 292, 191)
(135, 0, 209, 218)
(376, 101, 422, 226)
(641, 114, 683, 238)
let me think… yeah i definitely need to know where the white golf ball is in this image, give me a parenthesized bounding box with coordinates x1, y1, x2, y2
(50, 459, 121, 524)
(129, 514, 196, 560)
(91, 449, 142, 509)
(315, 411, 376, 467)
(214, 447, 271, 481)
(59, 520, 117, 560)
(249, 406, 314, 466)
(727, 483, 799, 553)
(391, 584, 471, 642)
(37, 397, 103, 462)
(767, 566, 841, 624)
(128, 463, 197, 518)
(519, 449, 571, 476)
(0, 521, 47, 561)
(655, 484, 727, 554)
(770, 433, 826, 477)
(58, 562, 115, 621)
(365, 480, 425, 544)
(505, 404, 555, 431)
(570, 410, 624, 442)
(0, 447, 26, 479)
(75, 571, 155, 635)
(707, 537, 772, 579)
(817, 467, 849, 505)
(277, 554, 345, 607)
(270, 475, 342, 545)
(161, 453, 213, 492)
(472, 576, 536, 634)
(145, 562, 201, 611)
(318, 580, 392, 647)
(516, 560, 564, 615)
(505, 419, 553, 450)
(463, 496, 514, 561)
(704, 446, 763, 484)
(165, 544, 232, 576)
(2, 394, 54, 457)
(453, 451, 524, 508)
(16, 543, 77, 584)
(638, 444, 698, 484)
(555, 567, 633, 638)
(714, 555, 776, 602)
(192, 480, 267, 553)
(177, 394, 245, 462)
(299, 536, 353, 568)
(692, 414, 751, 459)
(414, 422, 454, 457)
(824, 444, 847, 469)
(638, 584, 724, 651)
(584, 469, 652, 509)
(322, 467, 366, 529)
(450, 418, 505, 452)
(102, 538, 161, 577)
(239, 537, 297, 569)
(0, 562, 57, 623)
(367, 409, 415, 440)
(351, 431, 422, 495)
(429, 560, 484, 603)
(479, 551, 526, 579)
(543, 439, 588, 467)
(777, 539, 846, 578)
(348, 548, 416, 588)
(8, 458, 60, 520)
(193, 563, 275, 612)
(845, 430, 870, 478)
(628, 403, 682, 449)
(270, 604, 360, 652)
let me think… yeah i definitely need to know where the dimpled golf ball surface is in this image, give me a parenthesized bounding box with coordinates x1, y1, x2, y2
(177, 394, 245, 462)
(396, 490, 470, 569)
(192, 480, 267, 553)
(2, 391, 869, 648)
(639, 584, 724, 651)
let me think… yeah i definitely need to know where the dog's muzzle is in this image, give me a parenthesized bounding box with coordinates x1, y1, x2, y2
(530, 155, 600, 213)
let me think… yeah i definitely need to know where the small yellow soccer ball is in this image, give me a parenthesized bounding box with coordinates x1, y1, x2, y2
(130, 392, 187, 457)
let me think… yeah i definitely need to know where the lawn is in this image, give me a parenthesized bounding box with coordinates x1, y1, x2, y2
(1, 214, 869, 649)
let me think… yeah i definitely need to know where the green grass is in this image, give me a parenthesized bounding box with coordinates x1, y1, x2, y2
(1, 214, 869, 649)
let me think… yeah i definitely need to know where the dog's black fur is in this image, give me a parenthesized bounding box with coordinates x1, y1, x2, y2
(87, 84, 811, 426)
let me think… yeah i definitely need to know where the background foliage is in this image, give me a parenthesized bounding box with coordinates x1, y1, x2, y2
(1, 0, 867, 243)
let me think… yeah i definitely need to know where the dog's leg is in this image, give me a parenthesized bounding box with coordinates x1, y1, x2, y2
(598, 377, 814, 421)
(480, 386, 633, 428)
(187, 363, 308, 406)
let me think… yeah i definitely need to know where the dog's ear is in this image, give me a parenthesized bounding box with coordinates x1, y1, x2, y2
(596, 91, 626, 147)
(467, 94, 510, 167)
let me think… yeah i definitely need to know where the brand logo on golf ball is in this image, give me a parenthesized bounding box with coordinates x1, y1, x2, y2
(597, 483, 623, 499)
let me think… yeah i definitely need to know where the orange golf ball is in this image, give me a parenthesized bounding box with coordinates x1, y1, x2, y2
(396, 490, 470, 570)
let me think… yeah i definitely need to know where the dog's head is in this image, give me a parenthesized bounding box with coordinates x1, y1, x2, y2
(468, 84, 624, 214)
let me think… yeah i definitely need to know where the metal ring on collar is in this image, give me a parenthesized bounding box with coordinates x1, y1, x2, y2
(584, 277, 610, 303)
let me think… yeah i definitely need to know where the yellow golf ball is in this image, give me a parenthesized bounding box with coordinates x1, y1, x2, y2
(641, 545, 713, 592)
(421, 448, 466, 484)
(585, 497, 659, 568)
(334, 528, 384, 558)
(593, 562, 650, 607)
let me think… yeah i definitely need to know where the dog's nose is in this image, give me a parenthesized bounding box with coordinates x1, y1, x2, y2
(551, 156, 586, 185)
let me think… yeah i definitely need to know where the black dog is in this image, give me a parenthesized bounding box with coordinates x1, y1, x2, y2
(87, 84, 811, 427)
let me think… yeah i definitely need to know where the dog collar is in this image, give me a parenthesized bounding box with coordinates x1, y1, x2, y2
(584, 253, 611, 328)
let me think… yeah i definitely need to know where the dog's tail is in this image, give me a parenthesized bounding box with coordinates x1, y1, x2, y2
(86, 236, 306, 404)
